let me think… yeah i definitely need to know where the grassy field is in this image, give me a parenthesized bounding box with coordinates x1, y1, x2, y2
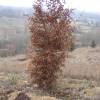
(1, 47, 100, 80)
(0, 17, 26, 30)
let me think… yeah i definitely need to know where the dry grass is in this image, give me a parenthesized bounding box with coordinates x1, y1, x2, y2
(0, 47, 100, 80)
(0, 47, 100, 99)
(62, 46, 100, 81)
(9, 91, 57, 100)
(0, 55, 28, 73)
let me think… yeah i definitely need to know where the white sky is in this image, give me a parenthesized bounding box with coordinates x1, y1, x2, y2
(0, 0, 100, 13)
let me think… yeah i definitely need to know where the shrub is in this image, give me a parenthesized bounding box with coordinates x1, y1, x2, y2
(28, 0, 73, 90)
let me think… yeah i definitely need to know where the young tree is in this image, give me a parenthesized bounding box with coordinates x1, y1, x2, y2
(28, 0, 73, 90)
(91, 40, 96, 48)
(68, 36, 75, 51)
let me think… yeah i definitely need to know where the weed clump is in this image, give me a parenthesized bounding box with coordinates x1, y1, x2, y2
(8, 73, 19, 85)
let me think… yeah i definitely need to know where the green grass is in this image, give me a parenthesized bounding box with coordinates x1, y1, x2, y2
(8, 73, 20, 85)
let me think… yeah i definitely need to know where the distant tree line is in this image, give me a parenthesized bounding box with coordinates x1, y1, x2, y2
(0, 6, 32, 18)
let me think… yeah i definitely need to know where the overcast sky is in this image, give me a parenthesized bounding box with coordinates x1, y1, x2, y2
(0, 0, 100, 13)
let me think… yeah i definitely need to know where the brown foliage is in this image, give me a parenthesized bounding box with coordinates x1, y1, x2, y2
(28, 0, 73, 90)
